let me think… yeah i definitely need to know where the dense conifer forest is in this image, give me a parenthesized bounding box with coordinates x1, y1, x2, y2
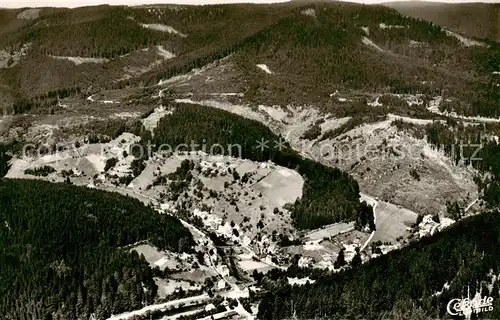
(150, 102, 360, 230)
(0, 179, 193, 319)
(423, 122, 500, 208)
(258, 209, 500, 320)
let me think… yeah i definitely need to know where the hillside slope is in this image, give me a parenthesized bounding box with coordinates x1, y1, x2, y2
(0, 2, 498, 117)
(0, 179, 193, 319)
(150, 102, 361, 229)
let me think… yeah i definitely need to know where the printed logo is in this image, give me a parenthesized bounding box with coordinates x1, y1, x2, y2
(447, 293, 493, 318)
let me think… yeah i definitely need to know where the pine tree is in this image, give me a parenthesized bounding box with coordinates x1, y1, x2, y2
(351, 248, 362, 268)
(334, 248, 346, 269)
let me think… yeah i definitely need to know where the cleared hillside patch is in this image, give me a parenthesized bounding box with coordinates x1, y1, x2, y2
(149, 102, 361, 230)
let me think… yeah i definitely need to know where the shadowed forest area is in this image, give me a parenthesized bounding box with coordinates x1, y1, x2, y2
(0, 179, 193, 319)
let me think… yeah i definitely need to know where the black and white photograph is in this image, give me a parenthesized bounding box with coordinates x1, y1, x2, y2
(0, 0, 499, 319)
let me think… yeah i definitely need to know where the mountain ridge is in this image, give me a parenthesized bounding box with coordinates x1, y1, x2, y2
(1, 2, 498, 116)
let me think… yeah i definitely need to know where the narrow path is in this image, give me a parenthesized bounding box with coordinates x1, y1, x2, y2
(107, 294, 210, 320)
(359, 193, 378, 252)
(465, 198, 478, 213)
(166, 308, 205, 320)
(427, 98, 500, 124)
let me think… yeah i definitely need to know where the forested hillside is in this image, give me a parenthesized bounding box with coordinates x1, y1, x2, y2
(1, 4, 294, 58)
(121, 3, 498, 113)
(1, 2, 498, 116)
(151, 102, 360, 229)
(0, 179, 193, 320)
(0, 4, 297, 100)
(423, 122, 500, 209)
(258, 209, 500, 320)
(133, 3, 490, 105)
